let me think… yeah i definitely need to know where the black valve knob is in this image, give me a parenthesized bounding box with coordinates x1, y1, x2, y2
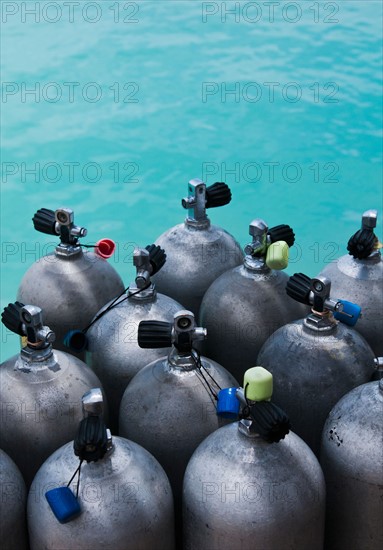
(205, 182, 232, 208)
(137, 321, 172, 348)
(32, 208, 57, 235)
(74, 416, 108, 463)
(1, 302, 25, 335)
(347, 228, 376, 259)
(146, 244, 166, 275)
(268, 224, 295, 247)
(249, 401, 290, 443)
(286, 273, 312, 305)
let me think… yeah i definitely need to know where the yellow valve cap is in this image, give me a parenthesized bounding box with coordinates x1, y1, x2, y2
(265, 240, 289, 270)
(243, 366, 273, 402)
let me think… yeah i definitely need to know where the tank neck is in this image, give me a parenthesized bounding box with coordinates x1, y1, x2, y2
(303, 310, 338, 334)
(184, 217, 211, 231)
(128, 283, 156, 302)
(168, 348, 197, 371)
(55, 243, 83, 258)
(238, 419, 261, 439)
(17, 344, 58, 371)
(243, 255, 270, 273)
(355, 249, 381, 264)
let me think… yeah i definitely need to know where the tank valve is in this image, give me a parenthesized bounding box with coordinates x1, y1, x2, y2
(45, 388, 111, 524)
(138, 310, 207, 352)
(286, 273, 361, 327)
(33, 207, 87, 243)
(181, 179, 232, 226)
(244, 219, 294, 270)
(347, 209, 380, 259)
(74, 388, 112, 463)
(32, 207, 88, 257)
(234, 367, 290, 443)
(131, 245, 166, 290)
(1, 302, 55, 348)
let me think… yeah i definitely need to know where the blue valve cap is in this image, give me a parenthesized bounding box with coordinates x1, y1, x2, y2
(334, 300, 361, 327)
(64, 330, 87, 352)
(217, 387, 240, 419)
(45, 487, 81, 523)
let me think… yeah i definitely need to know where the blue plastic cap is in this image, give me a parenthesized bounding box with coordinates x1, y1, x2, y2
(217, 387, 240, 419)
(333, 300, 361, 327)
(45, 487, 81, 523)
(63, 330, 87, 352)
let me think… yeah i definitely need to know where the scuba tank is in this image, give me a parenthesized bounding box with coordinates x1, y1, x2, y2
(183, 367, 326, 550)
(257, 273, 376, 456)
(27, 389, 175, 550)
(119, 310, 238, 533)
(17, 207, 124, 358)
(0, 448, 28, 550)
(81, 245, 184, 432)
(199, 218, 307, 381)
(152, 179, 243, 317)
(320, 360, 383, 550)
(0, 302, 106, 487)
(318, 209, 383, 356)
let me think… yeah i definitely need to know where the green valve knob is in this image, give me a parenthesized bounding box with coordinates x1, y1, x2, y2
(244, 366, 273, 402)
(265, 240, 289, 270)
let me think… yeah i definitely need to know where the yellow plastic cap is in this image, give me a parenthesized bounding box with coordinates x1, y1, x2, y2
(265, 241, 289, 270)
(243, 367, 273, 401)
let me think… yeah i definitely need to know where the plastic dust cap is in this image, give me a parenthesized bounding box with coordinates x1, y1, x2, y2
(217, 387, 240, 419)
(45, 487, 81, 524)
(333, 300, 361, 327)
(265, 241, 289, 270)
(64, 330, 87, 352)
(95, 238, 116, 259)
(244, 367, 273, 402)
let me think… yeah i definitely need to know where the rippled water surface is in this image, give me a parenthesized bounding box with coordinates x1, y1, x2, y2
(1, 0, 382, 359)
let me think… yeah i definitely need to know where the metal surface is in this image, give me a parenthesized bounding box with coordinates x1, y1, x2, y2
(199, 265, 307, 383)
(86, 292, 183, 433)
(319, 252, 383, 356)
(0, 449, 28, 550)
(27, 436, 175, 550)
(320, 381, 383, 550)
(152, 222, 243, 317)
(257, 318, 376, 456)
(0, 348, 105, 487)
(183, 422, 325, 550)
(119, 353, 238, 507)
(17, 249, 124, 359)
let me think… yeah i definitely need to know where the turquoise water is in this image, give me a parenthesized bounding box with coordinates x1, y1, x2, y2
(1, 0, 382, 361)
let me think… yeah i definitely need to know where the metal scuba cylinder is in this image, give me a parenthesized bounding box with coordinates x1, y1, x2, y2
(257, 273, 376, 456)
(320, 360, 383, 550)
(82, 245, 184, 432)
(27, 389, 175, 550)
(16, 207, 124, 358)
(199, 218, 307, 381)
(152, 179, 243, 317)
(183, 367, 326, 550)
(118, 311, 238, 520)
(0, 448, 28, 550)
(318, 209, 383, 356)
(0, 302, 106, 487)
